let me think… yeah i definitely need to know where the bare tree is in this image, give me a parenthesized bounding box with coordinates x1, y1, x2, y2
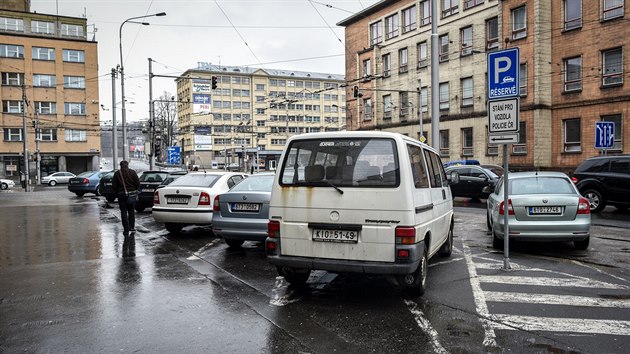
(153, 91, 177, 162)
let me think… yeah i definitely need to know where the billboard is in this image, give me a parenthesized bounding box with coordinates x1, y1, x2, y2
(192, 93, 211, 114)
(193, 83, 212, 93)
(194, 134, 212, 151)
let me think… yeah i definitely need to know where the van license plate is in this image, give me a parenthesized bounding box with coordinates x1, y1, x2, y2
(232, 203, 260, 212)
(312, 229, 358, 243)
(529, 206, 562, 214)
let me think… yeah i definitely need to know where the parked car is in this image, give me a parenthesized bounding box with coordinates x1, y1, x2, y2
(1, 178, 15, 190)
(68, 171, 107, 197)
(157, 171, 188, 189)
(571, 155, 630, 213)
(41, 171, 76, 186)
(97, 171, 117, 202)
(152, 172, 247, 234)
(445, 165, 499, 200)
(135, 171, 170, 212)
(212, 173, 275, 248)
(480, 164, 505, 177)
(265, 131, 459, 295)
(485, 171, 590, 250)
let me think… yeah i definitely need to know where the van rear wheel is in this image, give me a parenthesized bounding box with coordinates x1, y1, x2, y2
(399, 244, 427, 296)
(277, 267, 310, 286)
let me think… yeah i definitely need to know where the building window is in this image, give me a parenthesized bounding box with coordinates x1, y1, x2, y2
(64, 103, 86, 115)
(370, 21, 382, 45)
(461, 77, 473, 107)
(602, 0, 624, 20)
(61, 24, 84, 38)
(399, 92, 409, 119)
(439, 130, 450, 157)
(65, 129, 87, 142)
(420, 1, 431, 25)
(64, 76, 85, 89)
(35, 101, 57, 114)
(33, 74, 56, 87)
(442, 0, 459, 18)
(520, 63, 527, 96)
(31, 21, 55, 35)
(3, 128, 23, 141)
(1, 72, 24, 86)
(0, 44, 24, 58)
(462, 128, 473, 156)
(461, 26, 473, 56)
(564, 0, 582, 30)
(439, 34, 449, 62)
(464, 0, 484, 10)
(564, 56, 582, 92)
(256, 84, 265, 91)
(602, 48, 623, 86)
(38, 129, 57, 141)
(512, 122, 527, 154)
(62, 49, 85, 63)
(32, 47, 55, 60)
(439, 82, 449, 110)
(0, 17, 24, 32)
(383, 94, 393, 119)
(563, 118, 581, 152)
(402, 6, 417, 33)
(420, 87, 428, 112)
(363, 98, 372, 121)
(512, 6, 527, 40)
(399, 47, 408, 73)
(385, 14, 399, 39)
(382, 54, 391, 77)
(417, 41, 428, 68)
(601, 114, 623, 151)
(486, 17, 499, 50)
(2, 100, 24, 113)
(363, 59, 371, 77)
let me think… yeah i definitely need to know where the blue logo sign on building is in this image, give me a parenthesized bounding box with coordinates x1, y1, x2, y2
(167, 146, 181, 165)
(595, 122, 615, 149)
(487, 48, 520, 99)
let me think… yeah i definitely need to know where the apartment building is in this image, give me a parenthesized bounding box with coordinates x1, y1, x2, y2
(175, 63, 346, 170)
(0, 1, 99, 180)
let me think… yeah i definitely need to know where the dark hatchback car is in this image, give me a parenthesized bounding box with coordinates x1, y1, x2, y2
(136, 171, 170, 212)
(445, 165, 499, 200)
(98, 170, 117, 202)
(571, 155, 630, 213)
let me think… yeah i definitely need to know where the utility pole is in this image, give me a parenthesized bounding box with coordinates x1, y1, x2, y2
(148, 58, 155, 170)
(21, 83, 30, 192)
(430, 0, 440, 150)
(418, 78, 423, 142)
(111, 68, 118, 167)
(35, 112, 41, 185)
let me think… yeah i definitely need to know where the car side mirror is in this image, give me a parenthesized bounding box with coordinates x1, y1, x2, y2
(447, 171, 460, 184)
(482, 185, 494, 194)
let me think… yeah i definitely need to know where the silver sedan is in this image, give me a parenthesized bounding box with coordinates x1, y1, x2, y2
(486, 171, 591, 250)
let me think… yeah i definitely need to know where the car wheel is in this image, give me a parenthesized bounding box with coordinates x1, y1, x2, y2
(225, 239, 245, 248)
(106, 196, 116, 203)
(583, 189, 605, 213)
(277, 266, 310, 286)
(135, 204, 145, 212)
(164, 223, 183, 234)
(1, 183, 8, 190)
(75, 193, 85, 198)
(94, 186, 101, 196)
(399, 243, 428, 296)
(438, 223, 453, 257)
(49, 180, 57, 186)
(492, 227, 503, 250)
(574, 237, 590, 250)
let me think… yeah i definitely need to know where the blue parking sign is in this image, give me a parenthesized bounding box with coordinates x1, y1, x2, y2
(488, 48, 520, 99)
(167, 146, 181, 164)
(595, 122, 615, 149)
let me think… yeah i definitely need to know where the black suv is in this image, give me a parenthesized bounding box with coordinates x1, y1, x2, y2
(572, 155, 630, 213)
(445, 165, 499, 200)
(136, 171, 170, 212)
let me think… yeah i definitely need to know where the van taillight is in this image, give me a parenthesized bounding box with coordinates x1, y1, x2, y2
(499, 199, 514, 215)
(268, 220, 280, 238)
(395, 226, 416, 244)
(198, 192, 211, 206)
(577, 197, 590, 214)
(213, 195, 220, 211)
(153, 191, 159, 205)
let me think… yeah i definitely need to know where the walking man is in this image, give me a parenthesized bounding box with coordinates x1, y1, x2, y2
(112, 160, 140, 236)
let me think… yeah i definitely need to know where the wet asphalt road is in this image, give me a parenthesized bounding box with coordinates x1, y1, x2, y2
(1, 188, 629, 353)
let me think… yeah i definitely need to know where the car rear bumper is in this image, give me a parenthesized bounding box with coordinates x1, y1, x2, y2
(493, 216, 590, 241)
(212, 217, 268, 241)
(152, 206, 213, 224)
(68, 185, 98, 193)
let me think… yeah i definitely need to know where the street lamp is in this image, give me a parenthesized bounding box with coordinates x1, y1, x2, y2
(119, 12, 166, 162)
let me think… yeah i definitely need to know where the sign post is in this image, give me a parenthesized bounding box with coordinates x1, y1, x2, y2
(487, 48, 520, 270)
(595, 121, 615, 155)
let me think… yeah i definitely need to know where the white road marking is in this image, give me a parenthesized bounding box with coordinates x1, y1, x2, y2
(571, 259, 630, 285)
(492, 315, 630, 336)
(485, 291, 630, 308)
(462, 242, 497, 347)
(478, 275, 627, 289)
(429, 257, 463, 268)
(404, 300, 448, 354)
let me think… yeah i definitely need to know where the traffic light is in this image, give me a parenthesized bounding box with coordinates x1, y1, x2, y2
(211, 76, 218, 90)
(154, 143, 161, 157)
(352, 85, 360, 98)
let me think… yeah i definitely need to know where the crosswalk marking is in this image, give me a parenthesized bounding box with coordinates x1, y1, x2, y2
(491, 315, 630, 336)
(478, 275, 627, 289)
(485, 291, 630, 308)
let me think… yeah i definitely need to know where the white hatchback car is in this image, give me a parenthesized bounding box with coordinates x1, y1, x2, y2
(152, 172, 247, 234)
(42, 171, 76, 186)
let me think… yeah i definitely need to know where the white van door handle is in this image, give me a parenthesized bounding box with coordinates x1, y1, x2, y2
(442, 189, 446, 200)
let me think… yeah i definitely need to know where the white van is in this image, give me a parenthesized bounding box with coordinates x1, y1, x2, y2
(266, 131, 458, 295)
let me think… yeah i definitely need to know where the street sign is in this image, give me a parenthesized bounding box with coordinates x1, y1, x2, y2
(488, 98, 519, 133)
(595, 121, 615, 149)
(488, 133, 519, 145)
(167, 146, 181, 165)
(488, 48, 520, 99)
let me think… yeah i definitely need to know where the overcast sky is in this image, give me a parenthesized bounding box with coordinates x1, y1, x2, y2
(31, 0, 379, 124)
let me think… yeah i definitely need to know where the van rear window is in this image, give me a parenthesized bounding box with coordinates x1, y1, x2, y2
(279, 138, 399, 187)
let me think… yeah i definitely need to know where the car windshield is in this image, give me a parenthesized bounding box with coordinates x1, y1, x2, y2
(510, 177, 575, 195)
(279, 138, 399, 188)
(140, 172, 169, 183)
(230, 175, 274, 192)
(169, 173, 220, 187)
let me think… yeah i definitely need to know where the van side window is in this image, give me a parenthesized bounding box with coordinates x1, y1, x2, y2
(407, 145, 430, 188)
(434, 153, 448, 184)
(423, 150, 442, 187)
